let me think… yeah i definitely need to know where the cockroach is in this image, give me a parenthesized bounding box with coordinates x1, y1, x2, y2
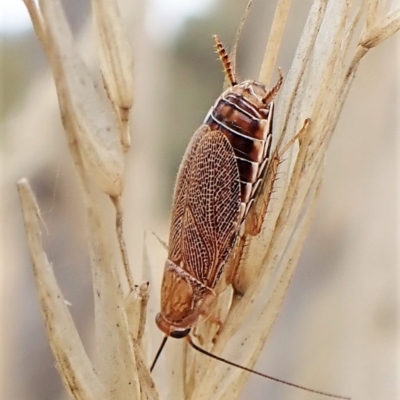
(155, 34, 280, 342)
(151, 35, 350, 400)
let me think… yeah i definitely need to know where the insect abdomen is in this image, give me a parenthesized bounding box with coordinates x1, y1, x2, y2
(204, 80, 274, 221)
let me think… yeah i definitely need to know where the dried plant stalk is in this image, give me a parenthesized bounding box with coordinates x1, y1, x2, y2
(20, 0, 158, 399)
(17, 179, 106, 400)
(18, 0, 400, 399)
(259, 0, 293, 85)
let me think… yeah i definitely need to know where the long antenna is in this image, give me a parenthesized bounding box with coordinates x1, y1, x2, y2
(187, 337, 351, 400)
(150, 336, 168, 372)
(263, 67, 283, 104)
(230, 0, 253, 76)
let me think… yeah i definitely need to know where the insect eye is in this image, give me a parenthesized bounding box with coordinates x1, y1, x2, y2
(170, 328, 191, 339)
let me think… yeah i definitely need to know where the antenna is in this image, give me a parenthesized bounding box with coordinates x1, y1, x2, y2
(230, 0, 253, 75)
(151, 335, 350, 399)
(263, 67, 283, 104)
(186, 337, 351, 400)
(150, 336, 168, 372)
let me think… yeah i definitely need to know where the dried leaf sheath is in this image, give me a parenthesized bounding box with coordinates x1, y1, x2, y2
(157, 126, 241, 334)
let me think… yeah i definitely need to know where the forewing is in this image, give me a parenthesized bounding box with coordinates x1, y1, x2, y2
(168, 125, 209, 264)
(168, 126, 241, 288)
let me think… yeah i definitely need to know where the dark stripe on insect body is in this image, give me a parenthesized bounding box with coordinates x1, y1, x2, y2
(209, 93, 270, 141)
(203, 81, 274, 223)
(220, 96, 263, 121)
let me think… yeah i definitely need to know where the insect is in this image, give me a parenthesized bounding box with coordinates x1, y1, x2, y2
(151, 35, 350, 400)
(155, 35, 282, 341)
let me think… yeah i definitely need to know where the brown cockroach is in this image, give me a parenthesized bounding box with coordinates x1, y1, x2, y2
(151, 35, 350, 400)
(155, 35, 280, 341)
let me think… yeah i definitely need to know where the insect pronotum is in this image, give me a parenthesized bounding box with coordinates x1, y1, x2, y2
(152, 35, 350, 400)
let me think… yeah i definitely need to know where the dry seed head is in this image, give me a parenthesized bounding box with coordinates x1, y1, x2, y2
(32, 0, 125, 196)
(92, 0, 134, 150)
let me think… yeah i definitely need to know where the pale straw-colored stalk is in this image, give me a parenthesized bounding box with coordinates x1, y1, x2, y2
(19, 0, 156, 399)
(17, 0, 400, 400)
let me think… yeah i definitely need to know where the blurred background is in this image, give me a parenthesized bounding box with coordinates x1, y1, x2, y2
(1, 0, 398, 399)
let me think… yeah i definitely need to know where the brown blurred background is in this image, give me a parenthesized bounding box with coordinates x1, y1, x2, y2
(1, 0, 398, 399)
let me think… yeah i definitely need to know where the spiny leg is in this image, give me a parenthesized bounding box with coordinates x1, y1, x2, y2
(225, 235, 249, 296)
(245, 155, 281, 236)
(246, 118, 311, 236)
(280, 117, 310, 154)
(226, 119, 311, 296)
(192, 308, 224, 345)
(207, 314, 223, 344)
(150, 230, 168, 251)
(213, 34, 237, 87)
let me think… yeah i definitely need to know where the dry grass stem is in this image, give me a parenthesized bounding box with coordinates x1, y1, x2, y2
(42, 0, 124, 197)
(17, 179, 106, 400)
(259, 0, 293, 85)
(112, 195, 135, 292)
(17, 0, 400, 399)
(19, 0, 156, 399)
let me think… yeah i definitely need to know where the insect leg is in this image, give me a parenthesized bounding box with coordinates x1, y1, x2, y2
(150, 230, 168, 251)
(245, 118, 311, 236)
(244, 154, 281, 236)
